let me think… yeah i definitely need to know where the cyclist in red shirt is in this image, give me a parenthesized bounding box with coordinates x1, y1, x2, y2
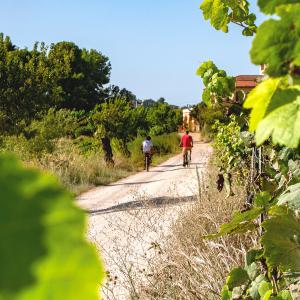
(180, 130, 193, 166)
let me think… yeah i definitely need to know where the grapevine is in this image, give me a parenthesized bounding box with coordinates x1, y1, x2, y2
(199, 0, 300, 299)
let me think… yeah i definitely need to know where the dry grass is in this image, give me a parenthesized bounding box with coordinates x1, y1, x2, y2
(136, 167, 259, 300)
(23, 139, 136, 194)
(20, 136, 180, 195)
(87, 161, 259, 300)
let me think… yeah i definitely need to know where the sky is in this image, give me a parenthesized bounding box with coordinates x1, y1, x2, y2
(0, 0, 264, 106)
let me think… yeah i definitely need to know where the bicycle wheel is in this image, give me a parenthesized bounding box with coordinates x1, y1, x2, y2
(183, 153, 187, 167)
(145, 154, 150, 172)
(187, 152, 191, 167)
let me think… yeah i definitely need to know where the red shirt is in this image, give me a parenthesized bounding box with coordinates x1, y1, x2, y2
(181, 134, 193, 147)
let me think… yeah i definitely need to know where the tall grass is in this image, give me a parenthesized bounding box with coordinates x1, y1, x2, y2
(136, 165, 259, 299)
(1, 133, 181, 194)
(129, 133, 180, 166)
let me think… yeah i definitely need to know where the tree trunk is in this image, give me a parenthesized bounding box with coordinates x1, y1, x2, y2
(101, 137, 114, 166)
(119, 139, 131, 158)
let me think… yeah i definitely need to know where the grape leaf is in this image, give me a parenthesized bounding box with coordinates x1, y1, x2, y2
(255, 92, 300, 148)
(258, 281, 272, 298)
(254, 192, 272, 209)
(261, 206, 300, 272)
(226, 267, 250, 290)
(197, 60, 235, 105)
(0, 154, 105, 299)
(200, 0, 256, 34)
(204, 207, 263, 239)
(221, 285, 232, 300)
(277, 290, 293, 300)
(277, 183, 300, 210)
(249, 275, 268, 300)
(250, 4, 300, 77)
(246, 249, 263, 267)
(243, 78, 282, 132)
(200, 0, 229, 31)
(202, 88, 212, 106)
(262, 290, 272, 299)
(246, 262, 259, 281)
(258, 0, 300, 14)
(196, 60, 217, 77)
(270, 290, 293, 300)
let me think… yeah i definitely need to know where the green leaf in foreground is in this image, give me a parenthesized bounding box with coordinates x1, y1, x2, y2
(277, 183, 300, 210)
(226, 267, 250, 290)
(258, 281, 272, 298)
(0, 154, 105, 300)
(204, 207, 263, 239)
(244, 78, 282, 132)
(277, 290, 293, 300)
(255, 92, 300, 148)
(262, 206, 300, 272)
(244, 78, 300, 148)
(221, 285, 232, 300)
(254, 192, 272, 209)
(258, 0, 300, 14)
(250, 4, 300, 77)
(249, 275, 268, 300)
(200, 0, 229, 31)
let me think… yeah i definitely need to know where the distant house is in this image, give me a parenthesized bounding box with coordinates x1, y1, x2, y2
(182, 108, 200, 132)
(182, 67, 265, 132)
(233, 74, 263, 102)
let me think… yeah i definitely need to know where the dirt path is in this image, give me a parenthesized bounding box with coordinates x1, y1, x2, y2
(77, 137, 212, 299)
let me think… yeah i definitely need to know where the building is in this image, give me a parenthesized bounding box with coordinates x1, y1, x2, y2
(181, 66, 265, 132)
(182, 108, 200, 132)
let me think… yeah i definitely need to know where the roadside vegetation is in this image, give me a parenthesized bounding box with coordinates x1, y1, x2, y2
(117, 1, 300, 298)
(137, 166, 259, 299)
(142, 1, 300, 299)
(0, 34, 181, 193)
(2, 0, 300, 299)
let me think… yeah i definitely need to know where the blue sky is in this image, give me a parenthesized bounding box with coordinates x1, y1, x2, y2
(0, 0, 264, 106)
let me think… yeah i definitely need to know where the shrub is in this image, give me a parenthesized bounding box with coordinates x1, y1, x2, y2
(74, 125, 94, 138)
(128, 133, 180, 165)
(2, 109, 79, 158)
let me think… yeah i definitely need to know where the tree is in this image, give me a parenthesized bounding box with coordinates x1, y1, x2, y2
(48, 42, 111, 111)
(146, 102, 182, 135)
(92, 98, 137, 164)
(157, 97, 166, 104)
(196, 60, 235, 106)
(0, 34, 51, 133)
(0, 35, 112, 134)
(104, 85, 138, 105)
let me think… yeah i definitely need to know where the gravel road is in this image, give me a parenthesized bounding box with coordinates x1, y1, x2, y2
(77, 137, 212, 299)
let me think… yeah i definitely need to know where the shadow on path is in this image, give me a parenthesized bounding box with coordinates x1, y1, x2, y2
(87, 195, 196, 215)
(106, 179, 163, 187)
(156, 164, 182, 168)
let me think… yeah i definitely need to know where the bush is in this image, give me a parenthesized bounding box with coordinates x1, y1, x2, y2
(152, 133, 180, 155)
(73, 136, 102, 155)
(74, 125, 94, 138)
(1, 109, 79, 158)
(1, 131, 180, 194)
(128, 133, 180, 165)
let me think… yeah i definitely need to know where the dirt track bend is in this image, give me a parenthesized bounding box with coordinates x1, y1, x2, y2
(77, 136, 212, 299)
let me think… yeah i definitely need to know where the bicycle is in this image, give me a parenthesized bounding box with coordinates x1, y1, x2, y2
(183, 151, 191, 168)
(144, 152, 151, 172)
